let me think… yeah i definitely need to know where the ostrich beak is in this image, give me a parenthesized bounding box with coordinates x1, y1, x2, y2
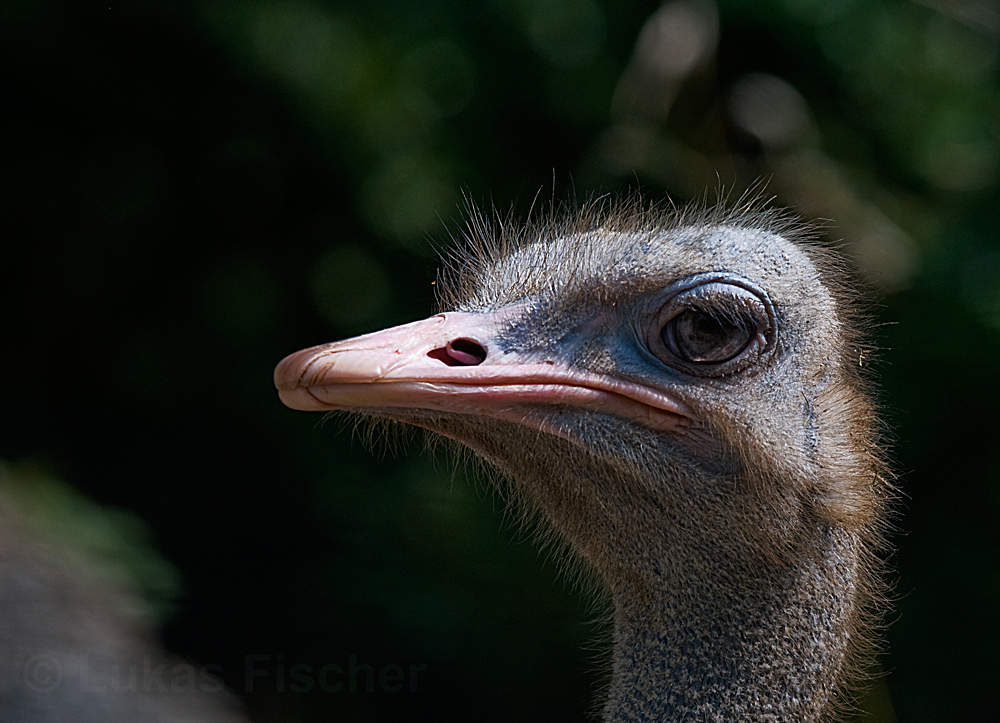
(274, 312, 692, 433)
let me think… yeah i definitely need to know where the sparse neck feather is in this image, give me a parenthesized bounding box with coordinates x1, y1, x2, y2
(603, 526, 859, 723)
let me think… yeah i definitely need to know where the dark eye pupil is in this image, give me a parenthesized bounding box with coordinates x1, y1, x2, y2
(664, 310, 753, 363)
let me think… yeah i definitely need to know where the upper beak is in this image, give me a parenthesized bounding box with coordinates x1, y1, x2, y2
(275, 311, 692, 434)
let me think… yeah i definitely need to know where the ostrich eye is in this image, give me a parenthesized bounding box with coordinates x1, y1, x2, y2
(649, 277, 774, 375)
(664, 310, 754, 363)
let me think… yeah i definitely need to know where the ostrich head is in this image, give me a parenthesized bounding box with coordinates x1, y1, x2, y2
(275, 200, 890, 722)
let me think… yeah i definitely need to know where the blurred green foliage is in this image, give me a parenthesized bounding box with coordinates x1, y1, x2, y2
(0, 460, 182, 626)
(1, 0, 998, 721)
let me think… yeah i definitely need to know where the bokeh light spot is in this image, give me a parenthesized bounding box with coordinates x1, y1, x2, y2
(918, 110, 999, 191)
(728, 73, 813, 151)
(253, 1, 370, 103)
(401, 39, 477, 117)
(528, 0, 606, 68)
(309, 244, 392, 331)
(361, 85, 440, 155)
(634, 0, 718, 80)
(360, 157, 456, 246)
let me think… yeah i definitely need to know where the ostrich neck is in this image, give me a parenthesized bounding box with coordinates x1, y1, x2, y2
(424, 419, 866, 721)
(603, 526, 859, 723)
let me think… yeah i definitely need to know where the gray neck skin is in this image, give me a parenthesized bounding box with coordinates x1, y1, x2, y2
(602, 526, 858, 723)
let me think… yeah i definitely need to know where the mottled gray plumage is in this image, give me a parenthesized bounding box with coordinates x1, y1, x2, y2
(276, 198, 890, 722)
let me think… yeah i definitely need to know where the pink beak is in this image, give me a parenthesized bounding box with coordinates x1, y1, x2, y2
(274, 311, 692, 435)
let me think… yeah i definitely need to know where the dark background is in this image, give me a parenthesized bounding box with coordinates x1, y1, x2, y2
(2, 0, 999, 721)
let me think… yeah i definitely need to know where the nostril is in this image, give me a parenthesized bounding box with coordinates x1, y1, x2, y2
(449, 338, 487, 364)
(427, 338, 487, 367)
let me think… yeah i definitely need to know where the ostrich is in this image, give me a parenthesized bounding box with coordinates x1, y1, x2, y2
(275, 200, 890, 722)
(0, 465, 249, 723)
